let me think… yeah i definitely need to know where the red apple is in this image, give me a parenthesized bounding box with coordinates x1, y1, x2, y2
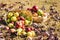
(21, 25, 25, 29)
(16, 25, 19, 28)
(15, 22, 20, 28)
(20, 20, 24, 25)
(16, 21, 24, 28)
(32, 5, 38, 12)
(31, 27, 34, 30)
(20, 16, 25, 21)
(19, 21, 24, 28)
(26, 27, 31, 32)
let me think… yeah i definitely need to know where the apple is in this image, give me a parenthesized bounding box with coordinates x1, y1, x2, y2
(25, 20, 30, 25)
(31, 31, 36, 37)
(8, 23, 14, 28)
(18, 21, 24, 28)
(22, 31, 27, 35)
(16, 21, 24, 28)
(6, 19, 10, 23)
(27, 31, 36, 37)
(15, 21, 20, 28)
(20, 16, 25, 21)
(32, 5, 38, 12)
(5, 26, 9, 30)
(11, 16, 17, 21)
(8, 12, 13, 18)
(37, 9, 44, 16)
(20, 20, 24, 24)
(21, 25, 25, 29)
(26, 27, 31, 32)
(26, 17, 31, 21)
(31, 27, 34, 30)
(14, 12, 19, 17)
(27, 32, 32, 37)
(10, 29, 16, 33)
(17, 28, 23, 35)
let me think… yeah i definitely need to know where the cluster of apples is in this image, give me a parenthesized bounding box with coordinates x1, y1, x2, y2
(27, 5, 44, 17)
(5, 11, 36, 37)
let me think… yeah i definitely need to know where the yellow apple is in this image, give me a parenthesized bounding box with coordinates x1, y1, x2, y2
(25, 20, 30, 25)
(27, 31, 36, 37)
(37, 9, 44, 16)
(8, 12, 13, 18)
(11, 16, 17, 21)
(17, 28, 23, 35)
(27, 32, 32, 37)
(14, 12, 19, 17)
(31, 31, 36, 37)
(8, 23, 14, 28)
(22, 31, 27, 35)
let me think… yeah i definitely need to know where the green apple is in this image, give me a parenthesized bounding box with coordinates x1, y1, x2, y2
(26, 17, 31, 21)
(17, 31, 22, 35)
(8, 12, 13, 18)
(25, 20, 30, 25)
(37, 9, 44, 16)
(14, 12, 19, 17)
(8, 23, 14, 28)
(11, 16, 17, 21)
(6, 19, 11, 23)
(27, 32, 32, 37)
(17, 28, 23, 35)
